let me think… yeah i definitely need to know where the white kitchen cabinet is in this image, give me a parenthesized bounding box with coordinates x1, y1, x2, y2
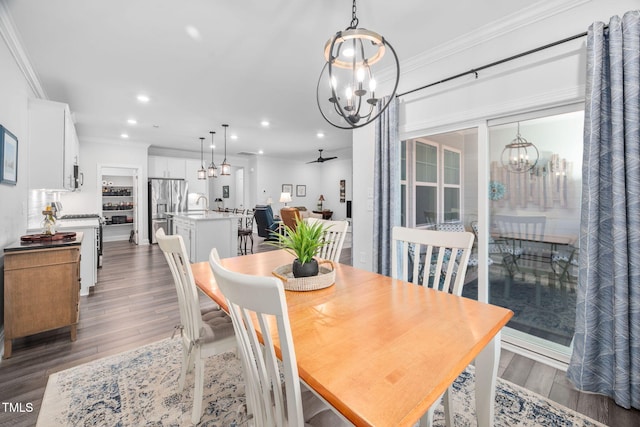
(148, 155, 186, 179)
(173, 216, 195, 261)
(29, 99, 80, 190)
(172, 213, 238, 262)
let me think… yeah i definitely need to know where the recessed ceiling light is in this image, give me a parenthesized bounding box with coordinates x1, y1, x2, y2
(230, 134, 238, 140)
(258, 149, 264, 154)
(260, 120, 269, 127)
(153, 124, 160, 128)
(127, 119, 137, 125)
(316, 132, 325, 138)
(137, 94, 150, 103)
(185, 25, 201, 41)
(121, 133, 129, 139)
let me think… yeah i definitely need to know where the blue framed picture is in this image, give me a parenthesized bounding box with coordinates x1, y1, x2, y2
(0, 125, 18, 185)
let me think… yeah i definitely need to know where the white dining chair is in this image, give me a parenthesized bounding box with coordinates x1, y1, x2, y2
(156, 229, 236, 425)
(391, 226, 475, 427)
(306, 218, 349, 263)
(209, 248, 350, 427)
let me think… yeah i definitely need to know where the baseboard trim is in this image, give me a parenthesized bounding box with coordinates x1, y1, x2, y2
(503, 339, 570, 372)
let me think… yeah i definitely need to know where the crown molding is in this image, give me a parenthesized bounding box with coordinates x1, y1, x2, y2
(398, 0, 592, 77)
(0, 1, 47, 99)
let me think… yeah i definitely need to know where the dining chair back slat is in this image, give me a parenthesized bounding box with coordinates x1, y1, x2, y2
(307, 218, 349, 263)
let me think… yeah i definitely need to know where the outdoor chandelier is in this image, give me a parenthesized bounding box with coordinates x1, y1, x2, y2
(197, 137, 206, 180)
(501, 123, 539, 173)
(208, 131, 218, 178)
(316, 0, 400, 129)
(220, 124, 231, 176)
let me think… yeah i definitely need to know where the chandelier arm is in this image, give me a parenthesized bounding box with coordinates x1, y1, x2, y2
(327, 34, 352, 123)
(346, 38, 400, 129)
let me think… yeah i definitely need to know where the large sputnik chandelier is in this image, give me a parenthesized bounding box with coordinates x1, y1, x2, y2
(501, 123, 539, 173)
(316, 0, 400, 129)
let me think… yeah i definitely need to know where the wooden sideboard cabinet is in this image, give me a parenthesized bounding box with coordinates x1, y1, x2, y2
(3, 241, 81, 359)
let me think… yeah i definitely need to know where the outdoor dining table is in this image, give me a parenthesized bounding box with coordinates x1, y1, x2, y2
(192, 249, 513, 426)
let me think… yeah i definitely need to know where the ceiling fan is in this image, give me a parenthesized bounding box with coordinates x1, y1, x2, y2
(307, 149, 337, 164)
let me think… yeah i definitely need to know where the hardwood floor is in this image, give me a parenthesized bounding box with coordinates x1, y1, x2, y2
(0, 237, 638, 426)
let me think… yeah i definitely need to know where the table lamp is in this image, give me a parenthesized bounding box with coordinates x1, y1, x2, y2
(317, 194, 325, 211)
(280, 192, 292, 206)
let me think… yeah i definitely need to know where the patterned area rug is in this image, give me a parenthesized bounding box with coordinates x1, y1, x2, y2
(38, 337, 604, 426)
(462, 275, 576, 347)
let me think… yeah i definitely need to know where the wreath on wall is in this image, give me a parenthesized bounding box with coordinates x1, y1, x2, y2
(489, 181, 506, 201)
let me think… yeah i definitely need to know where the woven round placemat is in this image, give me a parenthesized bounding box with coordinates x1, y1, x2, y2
(272, 259, 335, 291)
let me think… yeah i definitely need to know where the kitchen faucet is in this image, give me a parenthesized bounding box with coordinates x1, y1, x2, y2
(196, 195, 209, 210)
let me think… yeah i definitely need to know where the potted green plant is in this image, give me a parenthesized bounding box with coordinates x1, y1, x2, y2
(268, 218, 327, 278)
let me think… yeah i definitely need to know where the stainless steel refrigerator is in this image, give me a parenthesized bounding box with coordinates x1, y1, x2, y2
(148, 178, 188, 243)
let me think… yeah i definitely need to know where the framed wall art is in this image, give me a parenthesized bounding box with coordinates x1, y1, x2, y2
(339, 179, 346, 203)
(296, 185, 306, 197)
(222, 185, 230, 198)
(282, 183, 293, 194)
(0, 125, 18, 185)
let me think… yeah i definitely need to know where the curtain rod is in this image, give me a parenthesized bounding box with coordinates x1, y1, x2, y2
(397, 30, 591, 98)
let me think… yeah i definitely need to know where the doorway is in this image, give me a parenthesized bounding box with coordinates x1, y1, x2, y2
(99, 166, 141, 244)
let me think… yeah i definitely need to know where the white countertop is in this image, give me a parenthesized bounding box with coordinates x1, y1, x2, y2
(168, 211, 242, 221)
(28, 218, 100, 233)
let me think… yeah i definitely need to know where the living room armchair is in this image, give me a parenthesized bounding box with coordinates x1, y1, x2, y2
(254, 205, 281, 240)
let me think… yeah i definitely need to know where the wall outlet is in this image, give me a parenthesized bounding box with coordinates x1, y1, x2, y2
(359, 251, 367, 263)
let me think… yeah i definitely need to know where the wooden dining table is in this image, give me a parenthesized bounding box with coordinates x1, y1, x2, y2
(192, 250, 513, 427)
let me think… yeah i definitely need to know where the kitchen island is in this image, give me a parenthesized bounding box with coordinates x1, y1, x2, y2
(168, 211, 240, 262)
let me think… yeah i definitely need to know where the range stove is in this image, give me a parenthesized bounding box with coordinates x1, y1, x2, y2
(59, 213, 102, 219)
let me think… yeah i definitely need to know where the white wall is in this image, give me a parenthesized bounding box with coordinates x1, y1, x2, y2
(0, 31, 31, 249)
(0, 25, 36, 328)
(254, 155, 352, 220)
(352, 0, 638, 272)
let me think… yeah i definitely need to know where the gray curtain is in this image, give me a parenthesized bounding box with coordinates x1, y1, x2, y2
(373, 97, 400, 276)
(567, 11, 640, 410)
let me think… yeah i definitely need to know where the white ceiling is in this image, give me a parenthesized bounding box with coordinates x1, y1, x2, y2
(4, 0, 534, 161)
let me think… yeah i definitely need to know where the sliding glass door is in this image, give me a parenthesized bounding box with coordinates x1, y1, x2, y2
(486, 107, 583, 361)
(401, 105, 583, 364)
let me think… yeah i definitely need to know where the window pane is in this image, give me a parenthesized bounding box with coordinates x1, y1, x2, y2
(443, 150, 460, 185)
(416, 143, 437, 183)
(443, 188, 460, 222)
(415, 186, 436, 227)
